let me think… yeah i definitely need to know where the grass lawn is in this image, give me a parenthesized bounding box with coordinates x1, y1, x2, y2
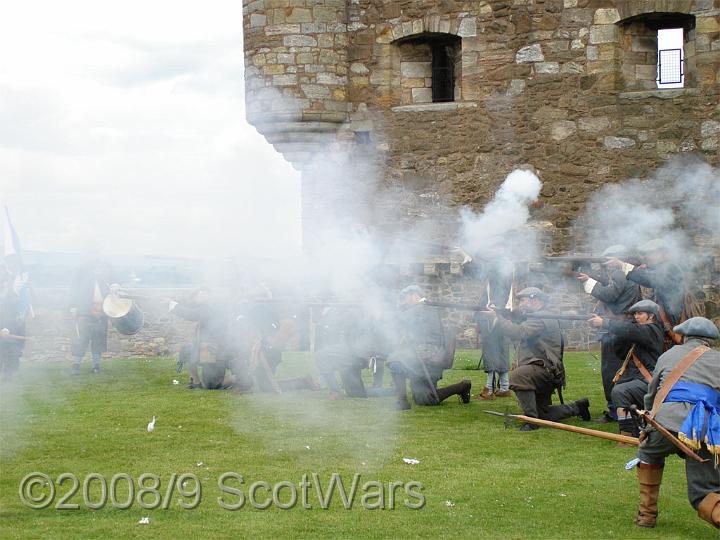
(0, 350, 714, 539)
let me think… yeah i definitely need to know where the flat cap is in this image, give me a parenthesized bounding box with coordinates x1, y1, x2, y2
(673, 317, 720, 340)
(400, 284, 423, 296)
(602, 244, 628, 257)
(627, 299, 659, 317)
(516, 286, 548, 303)
(639, 238, 668, 253)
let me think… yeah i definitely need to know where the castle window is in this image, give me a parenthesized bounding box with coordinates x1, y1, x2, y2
(618, 13, 694, 91)
(657, 28, 683, 88)
(394, 34, 461, 105)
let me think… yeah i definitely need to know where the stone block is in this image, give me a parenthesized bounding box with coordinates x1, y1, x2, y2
(561, 61, 585, 74)
(632, 36, 656, 53)
(263, 64, 286, 75)
(696, 16, 720, 34)
(277, 53, 295, 64)
(593, 8, 619, 25)
(551, 120, 577, 140)
(636, 64, 657, 81)
(317, 72, 347, 85)
(536, 62, 560, 74)
(412, 19, 424, 34)
(589, 25, 618, 44)
(273, 73, 297, 86)
(314, 7, 339, 23)
(265, 0, 289, 7)
(350, 62, 369, 74)
(458, 17, 477, 37)
(401, 61, 431, 78)
(604, 136, 636, 149)
(284, 35, 317, 47)
(286, 8, 312, 23)
(301, 22, 327, 34)
(701, 120, 720, 137)
(560, 8, 594, 27)
(266, 24, 302, 35)
(250, 14, 267, 28)
(439, 19, 451, 33)
(507, 79, 526, 96)
(578, 116, 610, 132)
(516, 44, 544, 63)
(318, 34, 334, 48)
(412, 88, 433, 103)
(301, 84, 331, 99)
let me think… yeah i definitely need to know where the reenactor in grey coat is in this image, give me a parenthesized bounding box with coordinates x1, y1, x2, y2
(588, 300, 664, 438)
(634, 317, 720, 529)
(607, 239, 688, 349)
(490, 287, 591, 431)
(577, 245, 641, 422)
(387, 285, 471, 410)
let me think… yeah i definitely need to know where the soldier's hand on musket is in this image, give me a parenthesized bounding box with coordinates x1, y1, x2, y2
(588, 314, 604, 328)
(576, 272, 589, 282)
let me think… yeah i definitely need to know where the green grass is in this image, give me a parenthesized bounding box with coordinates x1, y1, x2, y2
(0, 351, 713, 539)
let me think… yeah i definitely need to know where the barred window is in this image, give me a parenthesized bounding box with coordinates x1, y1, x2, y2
(657, 28, 684, 88)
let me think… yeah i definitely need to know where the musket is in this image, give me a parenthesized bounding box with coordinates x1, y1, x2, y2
(483, 410, 639, 445)
(529, 266, 610, 286)
(629, 405, 708, 463)
(427, 303, 595, 321)
(543, 255, 643, 266)
(0, 333, 27, 341)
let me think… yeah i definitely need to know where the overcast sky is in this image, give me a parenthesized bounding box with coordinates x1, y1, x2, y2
(0, 1, 302, 260)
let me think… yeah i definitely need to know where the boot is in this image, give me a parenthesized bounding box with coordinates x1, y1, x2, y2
(617, 418, 638, 447)
(636, 463, 664, 528)
(697, 492, 720, 528)
(477, 387, 495, 400)
(392, 373, 411, 410)
(494, 389, 512, 397)
(575, 397, 591, 421)
(436, 380, 471, 404)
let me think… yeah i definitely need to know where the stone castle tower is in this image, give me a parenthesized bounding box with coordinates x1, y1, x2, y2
(242, 0, 720, 251)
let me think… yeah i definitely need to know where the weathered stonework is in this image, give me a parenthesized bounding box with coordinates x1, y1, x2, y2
(243, 1, 720, 340)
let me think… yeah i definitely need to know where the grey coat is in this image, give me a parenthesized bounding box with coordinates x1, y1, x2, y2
(644, 337, 720, 434)
(627, 261, 685, 325)
(590, 268, 641, 317)
(496, 316, 564, 388)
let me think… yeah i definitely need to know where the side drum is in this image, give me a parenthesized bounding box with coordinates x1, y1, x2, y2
(103, 294, 144, 335)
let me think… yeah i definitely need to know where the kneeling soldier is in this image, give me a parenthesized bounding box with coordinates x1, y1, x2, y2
(634, 317, 720, 529)
(589, 299, 664, 439)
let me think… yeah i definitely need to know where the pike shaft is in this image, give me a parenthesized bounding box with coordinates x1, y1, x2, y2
(504, 413, 639, 445)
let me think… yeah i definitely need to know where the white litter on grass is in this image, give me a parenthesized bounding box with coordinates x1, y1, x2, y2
(402, 458, 420, 465)
(559, 493, 567, 497)
(196, 461, 204, 467)
(445, 500, 455, 507)
(138, 517, 150, 524)
(172, 380, 179, 385)
(147, 416, 156, 432)
(304, 445, 310, 450)
(626, 457, 640, 470)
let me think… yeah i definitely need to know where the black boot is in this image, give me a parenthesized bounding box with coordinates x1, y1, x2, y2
(392, 373, 411, 410)
(575, 397, 591, 421)
(618, 417, 640, 438)
(435, 380, 471, 403)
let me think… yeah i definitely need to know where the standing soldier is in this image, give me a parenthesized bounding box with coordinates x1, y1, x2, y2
(69, 255, 116, 374)
(588, 300, 664, 439)
(607, 239, 695, 349)
(387, 285, 471, 410)
(0, 255, 30, 382)
(633, 317, 720, 529)
(486, 287, 591, 431)
(577, 245, 641, 423)
(473, 254, 514, 400)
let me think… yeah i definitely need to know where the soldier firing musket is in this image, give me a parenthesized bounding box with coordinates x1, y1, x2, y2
(478, 286, 592, 430)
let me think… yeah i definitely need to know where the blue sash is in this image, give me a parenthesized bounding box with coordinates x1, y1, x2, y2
(665, 381, 720, 461)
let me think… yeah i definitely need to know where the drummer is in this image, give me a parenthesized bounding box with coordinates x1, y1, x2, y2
(69, 254, 117, 375)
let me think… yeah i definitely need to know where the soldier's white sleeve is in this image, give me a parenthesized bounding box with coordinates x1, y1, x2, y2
(583, 278, 598, 294)
(621, 262, 635, 276)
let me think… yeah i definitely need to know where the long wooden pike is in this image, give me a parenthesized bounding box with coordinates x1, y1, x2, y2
(483, 410, 639, 445)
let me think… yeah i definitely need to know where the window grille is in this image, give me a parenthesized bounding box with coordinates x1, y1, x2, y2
(657, 48, 683, 84)
(431, 44, 454, 102)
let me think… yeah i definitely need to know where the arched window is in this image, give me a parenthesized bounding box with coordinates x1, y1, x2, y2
(617, 11, 695, 90)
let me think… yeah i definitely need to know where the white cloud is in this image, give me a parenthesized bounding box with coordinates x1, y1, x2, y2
(0, 0, 301, 258)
